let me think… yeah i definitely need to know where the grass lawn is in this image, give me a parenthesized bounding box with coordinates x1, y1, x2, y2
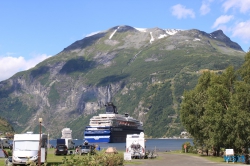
(0, 148, 124, 166)
(0, 148, 70, 166)
(0, 149, 246, 165)
(0, 148, 92, 166)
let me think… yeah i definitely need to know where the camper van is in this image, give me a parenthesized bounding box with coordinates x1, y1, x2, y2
(126, 132, 145, 159)
(66, 138, 75, 149)
(12, 132, 48, 165)
(56, 138, 75, 150)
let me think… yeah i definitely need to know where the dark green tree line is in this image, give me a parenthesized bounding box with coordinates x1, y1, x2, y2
(180, 51, 250, 155)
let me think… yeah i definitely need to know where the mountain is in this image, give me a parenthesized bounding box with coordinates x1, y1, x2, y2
(0, 117, 15, 136)
(0, 25, 245, 139)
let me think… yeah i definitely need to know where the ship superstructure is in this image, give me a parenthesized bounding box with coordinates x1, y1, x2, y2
(84, 102, 143, 143)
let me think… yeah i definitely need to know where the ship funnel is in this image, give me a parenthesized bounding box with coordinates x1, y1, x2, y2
(105, 102, 118, 114)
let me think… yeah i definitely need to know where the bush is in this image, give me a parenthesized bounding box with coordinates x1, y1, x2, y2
(60, 150, 124, 166)
(182, 142, 196, 153)
(4, 149, 12, 156)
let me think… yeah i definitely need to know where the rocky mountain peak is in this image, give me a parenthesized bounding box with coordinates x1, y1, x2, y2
(210, 29, 243, 51)
(210, 30, 231, 41)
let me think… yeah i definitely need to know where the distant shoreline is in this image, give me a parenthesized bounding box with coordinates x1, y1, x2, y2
(146, 138, 192, 140)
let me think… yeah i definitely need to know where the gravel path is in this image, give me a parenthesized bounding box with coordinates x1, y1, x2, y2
(125, 152, 247, 166)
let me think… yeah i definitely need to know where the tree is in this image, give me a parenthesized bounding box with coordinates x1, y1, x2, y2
(180, 72, 212, 151)
(201, 66, 235, 155)
(225, 51, 250, 153)
(180, 52, 250, 155)
(225, 81, 250, 153)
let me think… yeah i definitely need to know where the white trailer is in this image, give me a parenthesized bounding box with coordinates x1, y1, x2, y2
(126, 132, 145, 159)
(56, 138, 75, 150)
(12, 132, 47, 165)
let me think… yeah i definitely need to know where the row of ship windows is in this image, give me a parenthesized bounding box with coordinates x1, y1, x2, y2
(118, 121, 136, 126)
(90, 121, 137, 126)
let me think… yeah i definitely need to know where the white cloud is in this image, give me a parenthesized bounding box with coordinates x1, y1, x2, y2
(232, 20, 250, 40)
(212, 15, 234, 28)
(223, 0, 250, 13)
(171, 4, 195, 19)
(200, 3, 210, 15)
(0, 54, 51, 81)
(200, 0, 214, 15)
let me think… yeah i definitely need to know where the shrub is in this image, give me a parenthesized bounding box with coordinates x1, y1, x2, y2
(182, 142, 192, 153)
(60, 151, 124, 166)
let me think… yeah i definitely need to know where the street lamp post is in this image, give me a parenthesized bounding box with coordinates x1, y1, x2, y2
(38, 118, 43, 166)
(48, 133, 50, 149)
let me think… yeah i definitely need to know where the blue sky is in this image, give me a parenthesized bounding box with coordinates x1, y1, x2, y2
(0, 0, 250, 81)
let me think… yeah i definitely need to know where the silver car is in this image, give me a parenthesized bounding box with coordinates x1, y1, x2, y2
(80, 145, 95, 155)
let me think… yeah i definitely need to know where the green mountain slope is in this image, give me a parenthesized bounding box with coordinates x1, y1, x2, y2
(0, 117, 15, 136)
(0, 25, 245, 139)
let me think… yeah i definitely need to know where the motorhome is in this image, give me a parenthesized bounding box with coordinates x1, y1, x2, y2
(65, 138, 75, 149)
(56, 138, 75, 150)
(126, 132, 145, 159)
(12, 132, 48, 165)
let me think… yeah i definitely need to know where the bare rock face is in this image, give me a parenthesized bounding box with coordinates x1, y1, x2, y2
(3, 70, 124, 137)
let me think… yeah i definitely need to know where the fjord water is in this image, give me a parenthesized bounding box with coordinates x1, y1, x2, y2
(49, 138, 193, 152)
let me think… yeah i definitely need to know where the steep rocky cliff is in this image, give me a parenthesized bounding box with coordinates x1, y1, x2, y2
(0, 25, 245, 138)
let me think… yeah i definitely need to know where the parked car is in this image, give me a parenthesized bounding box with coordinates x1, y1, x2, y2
(5, 156, 12, 166)
(80, 145, 95, 155)
(0, 138, 11, 149)
(54, 144, 68, 155)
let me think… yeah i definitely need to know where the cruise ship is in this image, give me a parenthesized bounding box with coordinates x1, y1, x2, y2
(84, 102, 144, 143)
